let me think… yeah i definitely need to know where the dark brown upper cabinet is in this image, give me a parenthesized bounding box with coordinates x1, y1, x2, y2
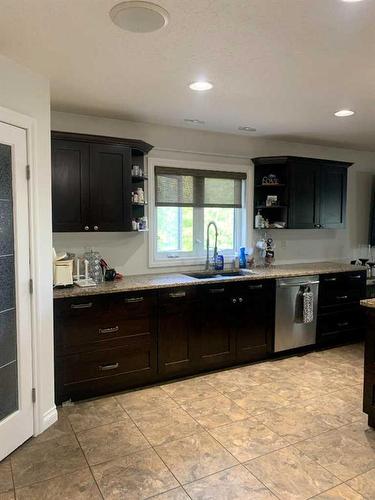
(252, 156, 351, 230)
(51, 132, 153, 232)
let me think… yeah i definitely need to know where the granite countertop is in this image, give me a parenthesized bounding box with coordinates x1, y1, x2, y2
(361, 298, 375, 309)
(53, 261, 365, 299)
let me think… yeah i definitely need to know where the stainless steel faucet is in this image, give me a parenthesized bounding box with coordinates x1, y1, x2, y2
(205, 221, 218, 270)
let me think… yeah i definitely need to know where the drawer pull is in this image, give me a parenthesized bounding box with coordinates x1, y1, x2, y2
(337, 321, 349, 328)
(248, 284, 263, 290)
(209, 288, 225, 294)
(324, 277, 337, 282)
(99, 326, 119, 335)
(349, 275, 362, 279)
(70, 302, 93, 310)
(99, 362, 119, 371)
(169, 291, 186, 298)
(125, 297, 144, 303)
(336, 295, 348, 300)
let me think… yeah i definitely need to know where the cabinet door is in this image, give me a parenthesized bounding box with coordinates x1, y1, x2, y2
(90, 144, 132, 231)
(158, 288, 197, 376)
(232, 281, 274, 362)
(52, 139, 90, 231)
(319, 166, 347, 229)
(196, 286, 235, 369)
(288, 164, 319, 229)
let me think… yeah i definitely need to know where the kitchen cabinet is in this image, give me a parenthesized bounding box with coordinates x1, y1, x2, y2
(229, 280, 275, 362)
(317, 271, 366, 345)
(51, 131, 152, 232)
(363, 308, 375, 427)
(252, 156, 351, 230)
(158, 287, 198, 376)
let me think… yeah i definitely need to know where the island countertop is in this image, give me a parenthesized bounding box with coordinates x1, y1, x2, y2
(361, 298, 375, 309)
(53, 261, 365, 299)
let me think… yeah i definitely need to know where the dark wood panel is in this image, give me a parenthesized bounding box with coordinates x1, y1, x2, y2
(90, 144, 132, 231)
(319, 166, 347, 229)
(288, 163, 319, 229)
(52, 139, 90, 232)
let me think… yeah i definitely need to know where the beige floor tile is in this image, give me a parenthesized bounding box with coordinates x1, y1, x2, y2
(203, 368, 261, 393)
(261, 380, 327, 404)
(209, 418, 288, 462)
(347, 467, 375, 498)
(296, 393, 365, 428)
(184, 464, 277, 499)
(0, 492, 14, 500)
(32, 410, 73, 444)
(161, 379, 221, 404)
(63, 396, 129, 432)
(15, 468, 101, 500)
(131, 405, 202, 446)
(92, 448, 178, 499)
(332, 385, 364, 408)
(150, 488, 190, 499)
(76, 419, 150, 465)
(295, 428, 375, 481)
(337, 420, 375, 450)
(11, 433, 86, 488)
(256, 405, 334, 444)
(182, 394, 249, 429)
(311, 483, 364, 499)
(245, 446, 340, 500)
(225, 385, 289, 415)
(155, 431, 238, 484)
(0, 460, 13, 493)
(116, 387, 179, 418)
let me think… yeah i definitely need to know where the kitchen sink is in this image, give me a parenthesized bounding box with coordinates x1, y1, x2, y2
(183, 270, 256, 280)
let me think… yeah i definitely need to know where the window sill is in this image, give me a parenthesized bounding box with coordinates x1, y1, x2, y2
(149, 255, 236, 268)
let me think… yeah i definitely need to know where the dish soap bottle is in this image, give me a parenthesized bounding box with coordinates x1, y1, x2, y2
(215, 251, 224, 271)
(239, 247, 247, 269)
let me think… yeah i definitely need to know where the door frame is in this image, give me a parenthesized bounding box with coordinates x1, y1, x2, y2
(0, 105, 55, 437)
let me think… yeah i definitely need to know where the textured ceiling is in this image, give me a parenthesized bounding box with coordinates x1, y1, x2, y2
(0, 0, 374, 150)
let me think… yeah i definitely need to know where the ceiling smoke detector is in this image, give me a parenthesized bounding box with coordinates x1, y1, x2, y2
(110, 1, 169, 33)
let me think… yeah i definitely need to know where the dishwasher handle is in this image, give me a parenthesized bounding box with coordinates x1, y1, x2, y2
(277, 280, 319, 288)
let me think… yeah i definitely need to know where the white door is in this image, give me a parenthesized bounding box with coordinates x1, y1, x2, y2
(0, 121, 33, 460)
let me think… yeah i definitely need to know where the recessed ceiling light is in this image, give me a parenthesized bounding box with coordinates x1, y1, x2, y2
(110, 1, 169, 33)
(189, 81, 213, 91)
(184, 119, 205, 124)
(341, 0, 364, 3)
(334, 109, 355, 117)
(238, 126, 257, 132)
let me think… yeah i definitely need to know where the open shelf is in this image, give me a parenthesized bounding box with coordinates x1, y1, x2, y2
(132, 176, 148, 182)
(255, 205, 288, 209)
(255, 184, 286, 188)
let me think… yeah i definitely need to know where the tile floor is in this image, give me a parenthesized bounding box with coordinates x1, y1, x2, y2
(1, 343, 375, 499)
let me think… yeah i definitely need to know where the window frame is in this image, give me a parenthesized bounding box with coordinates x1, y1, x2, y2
(148, 158, 248, 268)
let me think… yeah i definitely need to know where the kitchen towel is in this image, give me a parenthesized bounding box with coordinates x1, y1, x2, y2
(295, 285, 314, 324)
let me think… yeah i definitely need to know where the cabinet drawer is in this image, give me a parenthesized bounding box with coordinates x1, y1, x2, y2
(318, 308, 363, 336)
(320, 271, 366, 293)
(319, 288, 362, 309)
(59, 338, 155, 386)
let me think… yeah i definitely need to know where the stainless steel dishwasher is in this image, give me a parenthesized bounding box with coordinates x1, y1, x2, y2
(274, 275, 319, 352)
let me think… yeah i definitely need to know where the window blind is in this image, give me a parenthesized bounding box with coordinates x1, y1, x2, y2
(155, 166, 246, 208)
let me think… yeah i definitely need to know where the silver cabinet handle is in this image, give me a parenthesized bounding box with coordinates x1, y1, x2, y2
(84, 225, 89, 231)
(99, 363, 119, 371)
(99, 326, 119, 335)
(231, 298, 237, 304)
(323, 277, 337, 282)
(125, 296, 144, 303)
(349, 275, 362, 279)
(337, 321, 349, 328)
(248, 284, 263, 290)
(209, 288, 225, 294)
(169, 291, 186, 298)
(278, 281, 319, 287)
(94, 225, 99, 231)
(70, 302, 93, 309)
(336, 295, 348, 300)
(238, 297, 244, 303)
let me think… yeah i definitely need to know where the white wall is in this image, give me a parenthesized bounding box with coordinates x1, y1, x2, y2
(52, 110, 375, 275)
(0, 55, 55, 433)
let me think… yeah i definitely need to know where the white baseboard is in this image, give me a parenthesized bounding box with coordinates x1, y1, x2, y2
(36, 406, 58, 435)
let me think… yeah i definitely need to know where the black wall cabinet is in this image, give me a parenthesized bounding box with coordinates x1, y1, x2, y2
(52, 132, 153, 232)
(253, 156, 351, 230)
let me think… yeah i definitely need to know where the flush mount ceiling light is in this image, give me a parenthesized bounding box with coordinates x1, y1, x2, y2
(110, 1, 169, 33)
(184, 118, 205, 124)
(334, 109, 355, 117)
(189, 81, 213, 91)
(341, 0, 364, 3)
(238, 126, 257, 132)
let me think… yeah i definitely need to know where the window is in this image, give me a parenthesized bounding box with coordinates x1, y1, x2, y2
(152, 163, 246, 264)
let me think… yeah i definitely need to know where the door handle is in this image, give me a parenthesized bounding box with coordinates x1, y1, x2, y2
(124, 297, 144, 303)
(70, 302, 93, 309)
(209, 288, 225, 294)
(337, 321, 349, 328)
(336, 295, 348, 300)
(169, 291, 186, 298)
(98, 363, 119, 371)
(278, 281, 319, 287)
(99, 326, 119, 335)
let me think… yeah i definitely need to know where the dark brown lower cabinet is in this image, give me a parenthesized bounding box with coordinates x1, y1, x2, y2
(158, 287, 198, 376)
(363, 309, 375, 428)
